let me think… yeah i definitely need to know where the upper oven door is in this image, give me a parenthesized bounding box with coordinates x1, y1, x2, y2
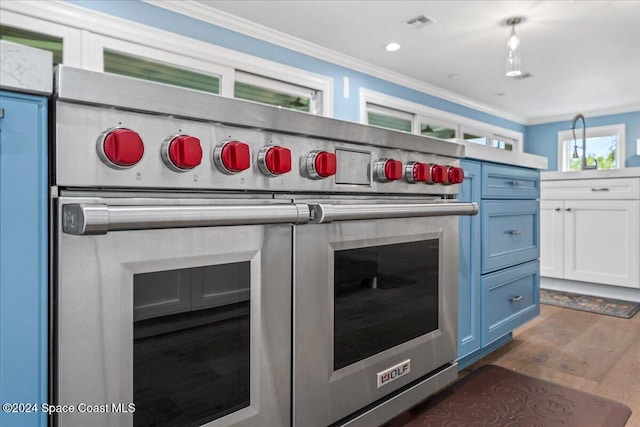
(56, 196, 307, 427)
(293, 200, 477, 427)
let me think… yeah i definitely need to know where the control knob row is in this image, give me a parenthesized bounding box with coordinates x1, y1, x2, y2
(96, 128, 338, 179)
(375, 159, 464, 185)
(96, 128, 463, 184)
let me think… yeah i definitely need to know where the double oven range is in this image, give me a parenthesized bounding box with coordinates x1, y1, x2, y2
(52, 66, 477, 427)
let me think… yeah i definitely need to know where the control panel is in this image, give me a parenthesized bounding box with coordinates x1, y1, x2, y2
(56, 101, 463, 195)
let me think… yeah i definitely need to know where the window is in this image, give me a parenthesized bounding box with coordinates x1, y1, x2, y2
(461, 126, 517, 152)
(361, 89, 522, 150)
(366, 103, 413, 132)
(0, 25, 63, 65)
(104, 50, 220, 94)
(463, 132, 489, 146)
(419, 117, 457, 139)
(234, 71, 321, 114)
(492, 135, 515, 152)
(2, 2, 333, 116)
(557, 124, 625, 171)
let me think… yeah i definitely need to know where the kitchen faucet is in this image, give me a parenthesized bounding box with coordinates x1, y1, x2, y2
(571, 113, 597, 170)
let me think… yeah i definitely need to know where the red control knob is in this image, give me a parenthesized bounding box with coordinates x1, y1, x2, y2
(163, 135, 202, 171)
(214, 141, 251, 174)
(405, 161, 430, 183)
(258, 146, 292, 176)
(431, 164, 448, 184)
(98, 128, 144, 168)
(448, 166, 464, 184)
(315, 152, 337, 177)
(385, 160, 403, 181)
(375, 159, 402, 182)
(305, 150, 336, 179)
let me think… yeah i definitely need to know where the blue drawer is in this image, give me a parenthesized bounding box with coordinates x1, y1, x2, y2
(482, 163, 540, 199)
(482, 261, 539, 346)
(481, 200, 539, 273)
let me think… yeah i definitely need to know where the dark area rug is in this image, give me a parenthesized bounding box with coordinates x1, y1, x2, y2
(540, 289, 640, 319)
(403, 365, 631, 427)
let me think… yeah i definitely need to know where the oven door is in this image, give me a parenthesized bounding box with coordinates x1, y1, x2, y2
(55, 195, 308, 427)
(293, 200, 477, 427)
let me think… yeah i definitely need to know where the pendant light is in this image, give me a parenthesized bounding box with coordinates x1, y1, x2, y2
(505, 17, 523, 77)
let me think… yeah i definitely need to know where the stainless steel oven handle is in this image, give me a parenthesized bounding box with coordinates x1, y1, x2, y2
(62, 203, 311, 235)
(309, 202, 478, 223)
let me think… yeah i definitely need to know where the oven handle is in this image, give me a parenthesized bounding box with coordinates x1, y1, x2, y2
(308, 202, 478, 223)
(62, 203, 311, 235)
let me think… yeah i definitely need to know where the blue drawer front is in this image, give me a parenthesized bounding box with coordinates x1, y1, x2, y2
(482, 261, 540, 346)
(482, 163, 540, 199)
(482, 200, 539, 274)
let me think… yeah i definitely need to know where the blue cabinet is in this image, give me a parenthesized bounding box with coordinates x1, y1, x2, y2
(482, 163, 540, 199)
(481, 200, 540, 273)
(457, 159, 540, 369)
(482, 260, 539, 345)
(0, 91, 48, 427)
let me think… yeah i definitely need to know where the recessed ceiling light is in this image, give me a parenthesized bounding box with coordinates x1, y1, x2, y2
(385, 42, 401, 52)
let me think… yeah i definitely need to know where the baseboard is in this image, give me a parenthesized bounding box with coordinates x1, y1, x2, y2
(541, 277, 640, 302)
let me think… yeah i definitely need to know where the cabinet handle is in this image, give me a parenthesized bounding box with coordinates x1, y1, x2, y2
(554, 207, 561, 211)
(510, 180, 523, 186)
(591, 187, 610, 192)
(511, 295, 524, 302)
(566, 208, 572, 212)
(507, 230, 523, 235)
(0, 108, 4, 119)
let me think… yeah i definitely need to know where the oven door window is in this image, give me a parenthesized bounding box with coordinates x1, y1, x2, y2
(133, 262, 250, 426)
(334, 240, 439, 370)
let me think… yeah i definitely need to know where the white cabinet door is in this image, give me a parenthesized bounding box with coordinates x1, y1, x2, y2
(540, 200, 564, 278)
(564, 200, 640, 288)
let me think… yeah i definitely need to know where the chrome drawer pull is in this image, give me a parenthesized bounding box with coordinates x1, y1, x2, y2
(566, 208, 572, 212)
(511, 295, 524, 302)
(591, 187, 610, 192)
(510, 180, 523, 186)
(508, 230, 523, 235)
(554, 208, 561, 211)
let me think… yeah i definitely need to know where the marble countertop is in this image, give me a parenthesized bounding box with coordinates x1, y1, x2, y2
(542, 167, 640, 180)
(449, 139, 548, 170)
(1, 40, 53, 95)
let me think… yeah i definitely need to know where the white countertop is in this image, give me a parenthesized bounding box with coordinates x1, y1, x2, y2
(542, 167, 640, 180)
(450, 139, 548, 170)
(0, 40, 52, 95)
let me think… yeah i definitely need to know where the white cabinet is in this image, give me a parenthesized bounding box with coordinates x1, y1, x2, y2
(564, 200, 639, 287)
(540, 201, 564, 278)
(540, 177, 640, 289)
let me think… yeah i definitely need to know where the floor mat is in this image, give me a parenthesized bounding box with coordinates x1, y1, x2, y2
(404, 365, 631, 427)
(540, 289, 640, 319)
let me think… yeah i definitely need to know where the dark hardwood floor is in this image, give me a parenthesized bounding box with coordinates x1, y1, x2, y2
(387, 304, 640, 427)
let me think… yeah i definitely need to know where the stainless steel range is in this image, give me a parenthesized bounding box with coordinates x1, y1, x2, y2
(52, 66, 477, 427)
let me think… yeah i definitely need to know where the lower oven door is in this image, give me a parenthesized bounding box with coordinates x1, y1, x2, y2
(293, 200, 477, 427)
(55, 196, 307, 427)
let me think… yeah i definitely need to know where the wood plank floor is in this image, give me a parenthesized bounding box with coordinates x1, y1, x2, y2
(388, 304, 640, 426)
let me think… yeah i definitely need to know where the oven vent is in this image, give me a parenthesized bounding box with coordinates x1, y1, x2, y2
(403, 14, 436, 29)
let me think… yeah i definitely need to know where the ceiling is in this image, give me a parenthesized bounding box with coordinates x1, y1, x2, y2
(192, 0, 640, 123)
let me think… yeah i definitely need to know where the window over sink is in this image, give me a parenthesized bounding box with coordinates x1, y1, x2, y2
(557, 123, 626, 171)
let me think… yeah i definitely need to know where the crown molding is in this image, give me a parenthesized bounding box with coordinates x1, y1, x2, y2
(526, 103, 640, 126)
(143, 0, 528, 125)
